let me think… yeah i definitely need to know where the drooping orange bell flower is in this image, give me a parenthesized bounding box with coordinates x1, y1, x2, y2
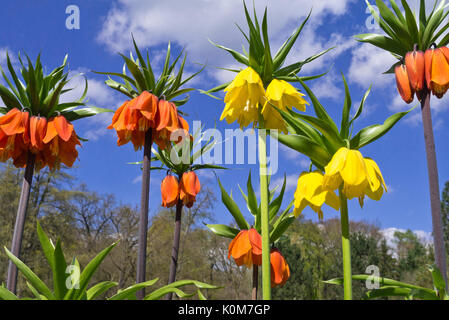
(405, 49, 425, 100)
(108, 91, 159, 150)
(228, 228, 262, 267)
(425, 47, 449, 98)
(395, 64, 414, 104)
(161, 175, 180, 208)
(179, 171, 201, 208)
(42, 115, 81, 170)
(0, 108, 28, 161)
(270, 248, 290, 288)
(0, 109, 81, 170)
(152, 99, 190, 150)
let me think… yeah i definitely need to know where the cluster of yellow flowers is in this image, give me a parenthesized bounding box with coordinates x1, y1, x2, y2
(220, 67, 308, 133)
(293, 147, 387, 219)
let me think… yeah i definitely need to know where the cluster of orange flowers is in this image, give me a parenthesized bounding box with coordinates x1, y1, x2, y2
(395, 46, 449, 103)
(108, 91, 189, 150)
(0, 108, 80, 170)
(160, 171, 201, 209)
(228, 228, 290, 288)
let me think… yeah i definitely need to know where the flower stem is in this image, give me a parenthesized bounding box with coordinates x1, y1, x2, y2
(420, 89, 448, 288)
(136, 130, 153, 300)
(166, 199, 183, 300)
(339, 188, 352, 300)
(7, 152, 36, 294)
(252, 265, 258, 300)
(258, 114, 271, 300)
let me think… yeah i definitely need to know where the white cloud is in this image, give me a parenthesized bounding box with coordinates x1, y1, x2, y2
(98, 0, 356, 83)
(348, 43, 396, 89)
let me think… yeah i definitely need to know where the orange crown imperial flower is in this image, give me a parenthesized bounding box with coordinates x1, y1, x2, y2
(0, 109, 81, 170)
(179, 171, 201, 208)
(425, 46, 449, 99)
(228, 228, 262, 267)
(161, 174, 180, 208)
(270, 248, 290, 288)
(109, 91, 189, 150)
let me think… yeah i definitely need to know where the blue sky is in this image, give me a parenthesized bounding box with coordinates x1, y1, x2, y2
(1, 0, 448, 239)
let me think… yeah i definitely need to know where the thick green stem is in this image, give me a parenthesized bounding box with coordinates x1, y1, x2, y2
(258, 114, 271, 300)
(339, 188, 352, 300)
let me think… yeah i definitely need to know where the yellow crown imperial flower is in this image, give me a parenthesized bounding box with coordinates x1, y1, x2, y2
(293, 171, 340, 220)
(220, 67, 266, 129)
(323, 147, 387, 205)
(263, 79, 309, 133)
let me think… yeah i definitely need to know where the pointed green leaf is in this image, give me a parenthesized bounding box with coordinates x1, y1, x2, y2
(206, 224, 240, 239)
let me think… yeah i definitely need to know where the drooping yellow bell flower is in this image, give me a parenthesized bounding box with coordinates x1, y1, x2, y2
(220, 67, 266, 128)
(363, 157, 388, 203)
(323, 147, 387, 204)
(293, 171, 340, 220)
(263, 79, 308, 133)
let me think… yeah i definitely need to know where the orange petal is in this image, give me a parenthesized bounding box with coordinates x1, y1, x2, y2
(405, 50, 425, 92)
(109, 101, 129, 130)
(54, 115, 74, 142)
(425, 49, 434, 89)
(228, 230, 252, 267)
(43, 119, 58, 144)
(135, 91, 158, 123)
(161, 175, 180, 208)
(0, 108, 25, 136)
(270, 248, 290, 287)
(430, 48, 449, 98)
(395, 64, 414, 104)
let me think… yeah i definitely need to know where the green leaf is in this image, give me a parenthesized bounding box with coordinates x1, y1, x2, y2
(36, 222, 55, 269)
(350, 106, 415, 149)
(144, 280, 219, 300)
(349, 85, 371, 127)
(108, 278, 159, 300)
(4, 246, 55, 300)
(119, 54, 146, 92)
(401, 0, 419, 45)
(268, 174, 287, 221)
(429, 265, 446, 296)
(209, 40, 249, 66)
(217, 178, 250, 230)
(0, 286, 19, 300)
(375, 0, 413, 45)
(273, 10, 311, 70)
(66, 242, 117, 300)
(274, 47, 334, 78)
(206, 224, 240, 239)
(246, 171, 259, 216)
(62, 106, 112, 122)
(53, 240, 68, 299)
(365, 286, 412, 299)
(325, 274, 435, 293)
(291, 113, 345, 152)
(340, 74, 352, 139)
(299, 79, 340, 136)
(86, 281, 118, 300)
(0, 83, 22, 110)
(270, 215, 295, 243)
(355, 33, 406, 56)
(273, 132, 330, 169)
